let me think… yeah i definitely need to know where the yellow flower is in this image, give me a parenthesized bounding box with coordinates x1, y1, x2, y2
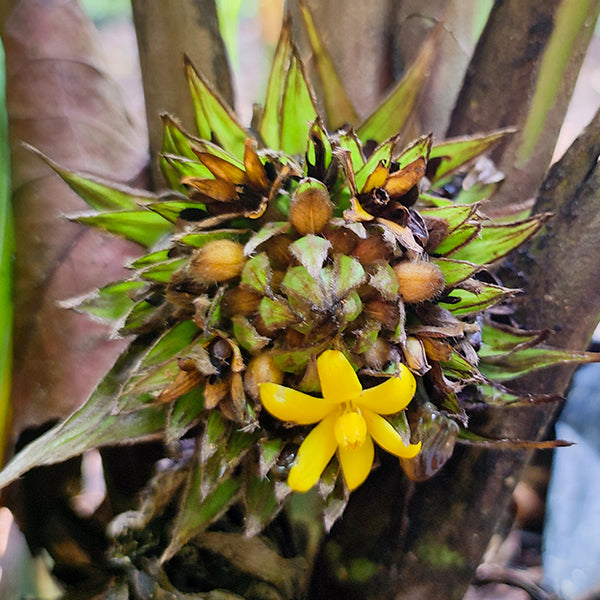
(259, 350, 421, 492)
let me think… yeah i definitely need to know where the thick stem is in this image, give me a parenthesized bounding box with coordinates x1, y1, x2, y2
(131, 0, 233, 189)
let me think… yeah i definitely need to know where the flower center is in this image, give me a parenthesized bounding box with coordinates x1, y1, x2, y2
(334, 409, 367, 450)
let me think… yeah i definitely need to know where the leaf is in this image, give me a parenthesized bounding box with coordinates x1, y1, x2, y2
(441, 283, 517, 316)
(457, 427, 572, 449)
(0, 336, 168, 490)
(356, 25, 439, 144)
(452, 214, 552, 264)
(259, 15, 293, 149)
(289, 234, 331, 279)
(160, 153, 213, 181)
(0, 41, 13, 464)
(299, 1, 358, 129)
(259, 296, 301, 329)
(354, 136, 397, 193)
(480, 346, 600, 381)
(66, 279, 147, 321)
(162, 456, 242, 562)
(141, 321, 200, 369)
(241, 253, 272, 295)
(25, 144, 156, 211)
(185, 55, 248, 160)
(244, 475, 284, 537)
(281, 266, 327, 310)
(179, 228, 247, 248)
(431, 258, 482, 288)
(432, 221, 481, 256)
(279, 45, 319, 155)
(73, 209, 173, 247)
(5, 0, 147, 447)
(329, 255, 366, 299)
(146, 199, 207, 224)
(428, 129, 515, 183)
(232, 316, 270, 354)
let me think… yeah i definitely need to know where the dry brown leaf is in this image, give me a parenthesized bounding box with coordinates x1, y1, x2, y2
(4, 0, 148, 451)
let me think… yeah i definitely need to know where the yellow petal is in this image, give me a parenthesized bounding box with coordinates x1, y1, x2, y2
(363, 408, 421, 459)
(288, 413, 338, 492)
(317, 350, 362, 403)
(357, 366, 416, 415)
(259, 383, 337, 424)
(338, 434, 374, 490)
(334, 411, 367, 450)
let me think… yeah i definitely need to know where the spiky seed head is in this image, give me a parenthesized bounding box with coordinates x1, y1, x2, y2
(289, 178, 333, 235)
(190, 240, 246, 283)
(393, 260, 445, 303)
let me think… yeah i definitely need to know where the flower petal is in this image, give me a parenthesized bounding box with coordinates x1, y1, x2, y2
(317, 350, 362, 403)
(288, 413, 338, 492)
(259, 383, 337, 424)
(363, 408, 421, 458)
(338, 433, 374, 490)
(357, 365, 416, 415)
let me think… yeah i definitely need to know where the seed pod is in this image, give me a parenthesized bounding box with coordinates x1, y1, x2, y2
(325, 227, 358, 255)
(245, 354, 284, 400)
(393, 260, 445, 303)
(221, 287, 261, 318)
(364, 299, 399, 329)
(362, 337, 392, 369)
(402, 336, 430, 375)
(352, 234, 389, 264)
(190, 239, 246, 283)
(289, 178, 333, 235)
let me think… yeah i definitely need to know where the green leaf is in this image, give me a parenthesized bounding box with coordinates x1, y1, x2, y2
(369, 263, 399, 301)
(258, 437, 285, 479)
(130, 249, 171, 268)
(259, 15, 293, 149)
(162, 457, 242, 562)
(299, 2, 358, 129)
(259, 296, 300, 329)
(279, 45, 319, 155)
(244, 475, 284, 537)
(166, 387, 205, 444)
(354, 136, 396, 192)
(139, 258, 187, 283)
(431, 258, 482, 287)
(479, 322, 543, 357)
(160, 114, 200, 161)
(452, 214, 551, 264)
(142, 321, 200, 369)
(161, 153, 213, 180)
(73, 209, 173, 247)
(337, 129, 365, 171)
(431, 222, 481, 256)
(27, 144, 156, 211)
(329, 255, 366, 299)
(289, 233, 331, 279)
(242, 253, 272, 294)
(306, 119, 334, 174)
(441, 283, 517, 316)
(122, 296, 166, 333)
(281, 266, 327, 310)
(440, 352, 481, 381)
(419, 203, 479, 234)
(179, 229, 246, 248)
(428, 129, 514, 183)
(0, 337, 168, 491)
(480, 346, 600, 381)
(0, 40, 12, 465)
(356, 26, 439, 143)
(67, 279, 147, 321)
(185, 55, 248, 160)
(396, 134, 432, 169)
(232, 315, 270, 354)
(146, 199, 207, 223)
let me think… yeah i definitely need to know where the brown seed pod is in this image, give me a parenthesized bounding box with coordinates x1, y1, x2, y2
(289, 178, 333, 235)
(393, 260, 445, 303)
(363, 299, 399, 329)
(423, 215, 450, 252)
(190, 239, 247, 283)
(325, 226, 359, 255)
(221, 286, 262, 318)
(244, 354, 284, 400)
(352, 234, 389, 264)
